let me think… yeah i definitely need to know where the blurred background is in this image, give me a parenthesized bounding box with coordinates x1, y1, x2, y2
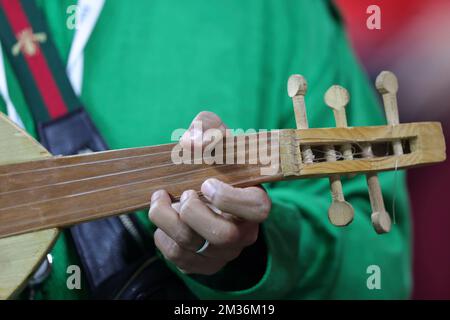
(336, 0, 450, 299)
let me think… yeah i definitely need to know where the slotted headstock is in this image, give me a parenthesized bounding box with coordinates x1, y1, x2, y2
(282, 71, 446, 234)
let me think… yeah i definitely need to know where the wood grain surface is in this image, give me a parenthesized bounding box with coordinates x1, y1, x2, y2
(0, 113, 58, 300)
(0, 121, 445, 240)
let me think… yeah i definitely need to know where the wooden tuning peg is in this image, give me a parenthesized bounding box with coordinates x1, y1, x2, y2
(376, 71, 404, 155)
(324, 85, 354, 226)
(360, 75, 394, 233)
(324, 85, 353, 161)
(366, 171, 392, 234)
(287, 75, 314, 164)
(325, 85, 391, 233)
(361, 147, 392, 233)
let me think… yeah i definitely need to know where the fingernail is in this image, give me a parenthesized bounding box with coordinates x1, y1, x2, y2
(180, 190, 197, 204)
(202, 179, 218, 201)
(151, 190, 164, 202)
(180, 190, 190, 203)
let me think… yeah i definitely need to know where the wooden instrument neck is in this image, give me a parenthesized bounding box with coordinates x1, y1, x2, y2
(0, 133, 280, 238)
(0, 122, 445, 239)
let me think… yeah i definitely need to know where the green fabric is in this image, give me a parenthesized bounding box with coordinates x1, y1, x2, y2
(3, 0, 411, 300)
(0, 94, 6, 114)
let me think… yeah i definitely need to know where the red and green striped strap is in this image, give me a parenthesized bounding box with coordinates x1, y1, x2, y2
(0, 0, 81, 123)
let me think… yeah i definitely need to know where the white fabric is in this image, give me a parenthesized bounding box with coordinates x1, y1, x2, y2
(0, 42, 24, 128)
(67, 0, 105, 95)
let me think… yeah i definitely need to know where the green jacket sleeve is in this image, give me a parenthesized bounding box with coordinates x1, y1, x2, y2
(177, 2, 412, 299)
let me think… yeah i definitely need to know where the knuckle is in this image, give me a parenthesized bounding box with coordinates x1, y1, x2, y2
(174, 227, 195, 248)
(195, 111, 225, 132)
(148, 203, 163, 223)
(165, 241, 183, 262)
(215, 224, 240, 246)
(179, 198, 200, 218)
(197, 111, 220, 122)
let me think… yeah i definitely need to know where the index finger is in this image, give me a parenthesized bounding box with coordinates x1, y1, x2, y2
(201, 178, 271, 222)
(180, 111, 228, 150)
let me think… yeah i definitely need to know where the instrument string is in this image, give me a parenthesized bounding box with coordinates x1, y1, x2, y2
(0, 137, 404, 199)
(392, 159, 399, 225)
(0, 136, 405, 215)
(0, 142, 275, 195)
(1, 130, 410, 177)
(0, 153, 273, 212)
(0, 135, 278, 176)
(0, 166, 266, 225)
(0, 132, 406, 180)
(0, 163, 255, 210)
(0, 147, 176, 176)
(3, 172, 270, 234)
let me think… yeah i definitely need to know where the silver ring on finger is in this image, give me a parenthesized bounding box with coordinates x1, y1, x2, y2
(196, 239, 210, 254)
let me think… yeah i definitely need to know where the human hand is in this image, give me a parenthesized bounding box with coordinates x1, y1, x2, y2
(149, 112, 271, 275)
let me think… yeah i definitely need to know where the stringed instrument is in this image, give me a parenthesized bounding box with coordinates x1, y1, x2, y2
(0, 71, 446, 299)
